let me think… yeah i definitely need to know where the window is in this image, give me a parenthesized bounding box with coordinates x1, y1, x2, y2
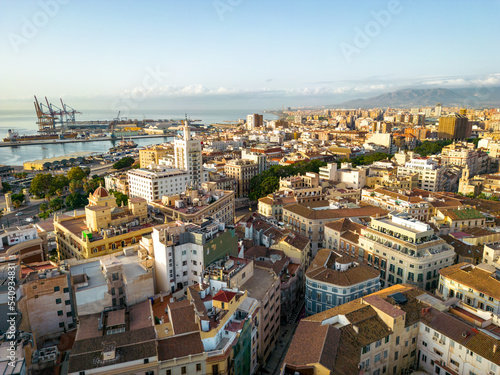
(65, 300, 71, 305)
(375, 339, 382, 348)
(166, 371, 171, 375)
(181, 367, 187, 374)
(375, 354, 381, 363)
(56, 298, 61, 304)
(396, 336, 400, 345)
(362, 344, 371, 354)
(196, 363, 202, 371)
(64, 287, 69, 293)
(54, 286, 60, 292)
(59, 322, 65, 328)
(394, 351, 399, 360)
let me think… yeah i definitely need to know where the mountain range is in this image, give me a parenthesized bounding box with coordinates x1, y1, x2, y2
(333, 87, 500, 109)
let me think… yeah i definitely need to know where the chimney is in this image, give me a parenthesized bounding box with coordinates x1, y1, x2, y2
(494, 344, 498, 354)
(353, 325, 359, 334)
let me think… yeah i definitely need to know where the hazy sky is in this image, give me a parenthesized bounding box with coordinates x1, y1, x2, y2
(1, 0, 499, 110)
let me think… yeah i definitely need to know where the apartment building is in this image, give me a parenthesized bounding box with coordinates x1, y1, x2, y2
(283, 202, 388, 257)
(361, 188, 430, 221)
(17, 262, 76, 346)
(241, 148, 267, 173)
(68, 251, 154, 315)
(68, 300, 158, 375)
(127, 168, 190, 202)
(224, 158, 259, 197)
(55, 186, 153, 260)
(441, 142, 490, 176)
(279, 172, 325, 203)
(139, 144, 171, 168)
(438, 113, 470, 140)
(150, 185, 235, 225)
(246, 113, 263, 130)
(305, 249, 380, 316)
(104, 172, 129, 195)
(336, 162, 367, 189)
(283, 284, 500, 375)
(187, 285, 257, 375)
(397, 157, 446, 192)
(152, 219, 239, 294)
(0, 223, 47, 264)
(432, 207, 487, 235)
(437, 262, 500, 317)
(257, 191, 297, 221)
(358, 212, 455, 290)
(241, 266, 281, 365)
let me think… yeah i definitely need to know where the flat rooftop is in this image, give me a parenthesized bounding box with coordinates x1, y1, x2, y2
(241, 267, 276, 301)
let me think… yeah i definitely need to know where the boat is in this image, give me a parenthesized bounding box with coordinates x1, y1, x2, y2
(109, 136, 138, 152)
(3, 129, 79, 142)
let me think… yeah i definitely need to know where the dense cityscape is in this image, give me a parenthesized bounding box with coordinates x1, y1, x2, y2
(2, 105, 500, 375)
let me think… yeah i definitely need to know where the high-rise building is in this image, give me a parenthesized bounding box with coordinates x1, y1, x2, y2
(438, 113, 469, 140)
(246, 113, 263, 130)
(174, 122, 203, 185)
(435, 102, 442, 117)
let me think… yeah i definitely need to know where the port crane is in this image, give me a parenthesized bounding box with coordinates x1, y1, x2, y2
(34, 95, 81, 133)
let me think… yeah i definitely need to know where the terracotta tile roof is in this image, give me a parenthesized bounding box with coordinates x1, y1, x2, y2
(157, 332, 204, 361)
(440, 234, 483, 260)
(363, 295, 406, 318)
(284, 203, 388, 220)
(306, 249, 379, 286)
(168, 302, 199, 335)
(283, 320, 340, 372)
(439, 263, 500, 299)
(212, 289, 237, 303)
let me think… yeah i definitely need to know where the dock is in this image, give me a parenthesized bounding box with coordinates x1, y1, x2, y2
(0, 133, 176, 147)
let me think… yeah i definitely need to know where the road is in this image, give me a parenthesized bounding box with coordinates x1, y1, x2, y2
(0, 202, 43, 228)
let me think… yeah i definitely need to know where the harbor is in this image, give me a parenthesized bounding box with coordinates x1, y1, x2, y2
(0, 135, 175, 166)
(0, 133, 175, 147)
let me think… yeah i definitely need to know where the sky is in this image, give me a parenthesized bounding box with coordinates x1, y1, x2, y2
(1, 0, 499, 111)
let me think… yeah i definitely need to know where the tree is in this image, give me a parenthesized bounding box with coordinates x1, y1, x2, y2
(49, 197, 64, 211)
(248, 160, 327, 201)
(83, 167, 91, 176)
(113, 157, 135, 170)
(30, 173, 53, 198)
(111, 190, 129, 206)
(67, 166, 87, 181)
(1, 182, 11, 194)
(11, 193, 25, 203)
(65, 192, 88, 210)
(39, 203, 48, 212)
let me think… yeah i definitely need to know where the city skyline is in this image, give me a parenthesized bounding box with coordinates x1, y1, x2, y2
(1, 0, 500, 110)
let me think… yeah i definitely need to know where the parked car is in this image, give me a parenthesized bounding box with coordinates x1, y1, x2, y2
(15, 212, 23, 216)
(25, 218, 34, 223)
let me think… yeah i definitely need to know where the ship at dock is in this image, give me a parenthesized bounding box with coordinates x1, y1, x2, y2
(3, 129, 80, 142)
(109, 137, 138, 153)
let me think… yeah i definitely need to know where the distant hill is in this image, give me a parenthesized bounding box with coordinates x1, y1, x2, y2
(334, 87, 500, 108)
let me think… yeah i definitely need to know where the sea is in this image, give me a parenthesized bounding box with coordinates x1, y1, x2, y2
(0, 109, 278, 166)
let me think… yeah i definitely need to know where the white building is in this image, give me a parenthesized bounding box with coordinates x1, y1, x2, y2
(397, 157, 445, 192)
(127, 168, 190, 202)
(319, 163, 337, 180)
(174, 123, 203, 185)
(241, 149, 268, 174)
(336, 162, 367, 189)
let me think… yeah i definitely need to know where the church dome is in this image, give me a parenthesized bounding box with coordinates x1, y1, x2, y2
(93, 186, 109, 198)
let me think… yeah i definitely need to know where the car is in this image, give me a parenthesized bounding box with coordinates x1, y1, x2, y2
(15, 212, 23, 216)
(25, 218, 34, 223)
